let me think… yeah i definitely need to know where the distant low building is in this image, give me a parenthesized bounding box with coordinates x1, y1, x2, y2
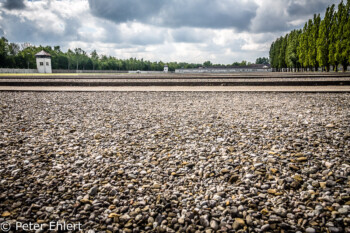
(164, 65, 169, 73)
(35, 50, 52, 73)
(175, 64, 271, 73)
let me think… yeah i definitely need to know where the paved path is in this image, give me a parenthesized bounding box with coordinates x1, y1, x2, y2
(1, 86, 350, 92)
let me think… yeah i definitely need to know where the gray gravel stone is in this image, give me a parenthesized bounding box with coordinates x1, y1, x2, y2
(306, 227, 316, 233)
(0, 92, 349, 232)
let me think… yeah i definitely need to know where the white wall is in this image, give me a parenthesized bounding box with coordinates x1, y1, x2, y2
(128, 71, 166, 74)
(0, 68, 38, 73)
(36, 57, 52, 73)
(175, 68, 272, 73)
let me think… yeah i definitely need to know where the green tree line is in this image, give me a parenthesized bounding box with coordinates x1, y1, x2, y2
(0, 37, 267, 71)
(269, 0, 350, 72)
(0, 38, 206, 71)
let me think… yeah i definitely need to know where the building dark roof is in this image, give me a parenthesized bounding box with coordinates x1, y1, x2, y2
(35, 50, 51, 57)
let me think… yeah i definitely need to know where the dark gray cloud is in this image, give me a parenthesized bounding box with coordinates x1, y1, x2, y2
(127, 32, 165, 45)
(2, 0, 25, 10)
(252, 14, 291, 33)
(171, 28, 210, 43)
(287, 0, 336, 17)
(158, 1, 257, 30)
(88, 0, 258, 31)
(88, 0, 164, 23)
(91, 20, 165, 45)
(0, 12, 81, 45)
(251, 0, 341, 33)
(250, 0, 289, 33)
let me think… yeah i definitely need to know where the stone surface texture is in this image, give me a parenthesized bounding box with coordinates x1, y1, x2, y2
(0, 92, 349, 232)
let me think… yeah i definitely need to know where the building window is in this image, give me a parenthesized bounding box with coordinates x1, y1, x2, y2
(46, 62, 49, 66)
(40, 62, 44, 66)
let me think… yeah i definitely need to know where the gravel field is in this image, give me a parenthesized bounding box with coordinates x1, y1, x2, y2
(0, 92, 349, 233)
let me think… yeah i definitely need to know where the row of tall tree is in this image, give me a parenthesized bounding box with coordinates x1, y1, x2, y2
(0, 37, 266, 71)
(269, 0, 350, 72)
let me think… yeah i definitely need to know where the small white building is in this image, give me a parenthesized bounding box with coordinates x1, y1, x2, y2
(164, 65, 168, 73)
(35, 50, 52, 73)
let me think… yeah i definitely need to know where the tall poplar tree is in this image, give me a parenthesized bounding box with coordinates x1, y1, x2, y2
(317, 5, 334, 71)
(279, 35, 287, 70)
(270, 40, 281, 70)
(346, 0, 350, 67)
(309, 14, 321, 71)
(285, 30, 301, 70)
(335, 0, 349, 71)
(305, 19, 314, 70)
(298, 23, 309, 70)
(329, 3, 340, 71)
(269, 41, 275, 68)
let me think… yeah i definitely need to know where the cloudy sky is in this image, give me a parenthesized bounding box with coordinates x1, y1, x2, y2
(0, 0, 341, 64)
